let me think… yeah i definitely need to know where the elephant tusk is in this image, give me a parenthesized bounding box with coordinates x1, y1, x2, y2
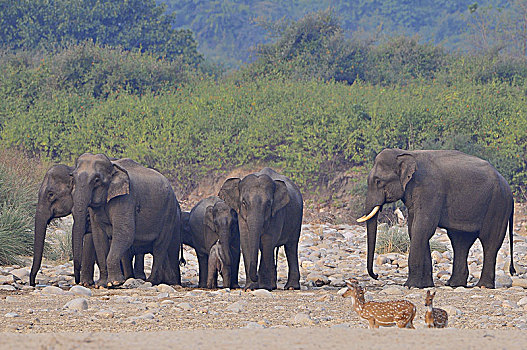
(357, 206, 380, 223)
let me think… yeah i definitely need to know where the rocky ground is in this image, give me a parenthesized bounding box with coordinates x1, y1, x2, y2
(1, 219, 527, 338)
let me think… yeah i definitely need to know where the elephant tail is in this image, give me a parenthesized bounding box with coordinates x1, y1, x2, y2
(179, 242, 187, 267)
(509, 200, 516, 276)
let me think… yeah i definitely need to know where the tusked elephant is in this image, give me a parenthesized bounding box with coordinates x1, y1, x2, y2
(71, 153, 181, 287)
(219, 167, 303, 291)
(186, 196, 240, 288)
(357, 149, 515, 288)
(29, 164, 145, 287)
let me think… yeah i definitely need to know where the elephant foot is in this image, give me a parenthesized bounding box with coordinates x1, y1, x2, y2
(134, 273, 147, 280)
(244, 282, 259, 291)
(404, 277, 434, 289)
(230, 283, 241, 289)
(79, 280, 94, 287)
(284, 281, 300, 290)
(475, 279, 495, 289)
(446, 277, 468, 288)
(107, 279, 125, 288)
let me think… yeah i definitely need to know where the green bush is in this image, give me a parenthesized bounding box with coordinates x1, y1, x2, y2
(0, 150, 40, 264)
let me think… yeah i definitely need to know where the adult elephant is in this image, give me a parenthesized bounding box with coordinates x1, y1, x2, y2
(187, 196, 240, 288)
(357, 149, 515, 288)
(219, 167, 303, 291)
(71, 153, 181, 287)
(29, 164, 145, 287)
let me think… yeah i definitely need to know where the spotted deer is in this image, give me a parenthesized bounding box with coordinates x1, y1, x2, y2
(342, 281, 416, 328)
(424, 290, 448, 328)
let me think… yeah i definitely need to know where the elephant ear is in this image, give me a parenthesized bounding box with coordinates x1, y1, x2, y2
(218, 178, 241, 212)
(107, 163, 130, 202)
(272, 180, 290, 217)
(205, 206, 216, 232)
(397, 154, 417, 191)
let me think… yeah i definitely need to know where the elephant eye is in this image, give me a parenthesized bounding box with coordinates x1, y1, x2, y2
(47, 191, 54, 200)
(93, 176, 101, 184)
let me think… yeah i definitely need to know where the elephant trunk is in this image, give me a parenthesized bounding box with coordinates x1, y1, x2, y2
(29, 206, 51, 286)
(72, 189, 90, 284)
(246, 218, 263, 283)
(366, 208, 380, 280)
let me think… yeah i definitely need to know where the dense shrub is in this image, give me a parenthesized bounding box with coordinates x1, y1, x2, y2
(0, 150, 43, 264)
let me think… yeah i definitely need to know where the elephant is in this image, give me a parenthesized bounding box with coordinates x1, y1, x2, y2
(207, 240, 229, 289)
(219, 167, 303, 291)
(187, 196, 240, 288)
(29, 164, 145, 287)
(357, 149, 515, 288)
(71, 153, 181, 287)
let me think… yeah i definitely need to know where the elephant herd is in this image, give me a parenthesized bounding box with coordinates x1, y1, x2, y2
(30, 149, 516, 291)
(30, 153, 303, 291)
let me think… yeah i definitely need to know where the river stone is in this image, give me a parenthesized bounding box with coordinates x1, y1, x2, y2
(306, 273, 329, 286)
(250, 289, 273, 297)
(502, 300, 519, 308)
(512, 277, 527, 289)
(226, 301, 245, 313)
(11, 268, 29, 280)
(123, 278, 145, 289)
(518, 297, 527, 306)
(293, 312, 316, 325)
(242, 322, 265, 329)
(64, 298, 88, 311)
(495, 274, 513, 288)
(0, 275, 14, 285)
(156, 284, 176, 294)
(95, 310, 114, 319)
(381, 285, 405, 295)
(4, 312, 19, 318)
(176, 302, 193, 311)
(69, 285, 92, 297)
(41, 286, 65, 295)
(0, 285, 16, 291)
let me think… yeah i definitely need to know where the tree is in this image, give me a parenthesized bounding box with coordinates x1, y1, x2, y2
(0, 0, 203, 66)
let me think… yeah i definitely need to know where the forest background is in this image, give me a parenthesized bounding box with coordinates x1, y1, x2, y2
(1, 0, 527, 260)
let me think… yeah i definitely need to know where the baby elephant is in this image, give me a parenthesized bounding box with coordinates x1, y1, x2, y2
(207, 240, 230, 288)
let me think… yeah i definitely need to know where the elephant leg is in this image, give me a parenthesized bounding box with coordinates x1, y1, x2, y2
(230, 233, 241, 289)
(148, 241, 171, 286)
(89, 209, 110, 288)
(80, 233, 95, 286)
(405, 205, 438, 288)
(133, 254, 146, 280)
(197, 252, 209, 288)
(447, 229, 478, 287)
(477, 216, 508, 288)
(284, 242, 301, 290)
(258, 235, 276, 291)
(121, 249, 134, 280)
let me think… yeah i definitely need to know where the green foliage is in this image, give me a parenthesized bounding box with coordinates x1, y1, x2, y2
(376, 224, 448, 254)
(0, 0, 203, 65)
(0, 150, 38, 264)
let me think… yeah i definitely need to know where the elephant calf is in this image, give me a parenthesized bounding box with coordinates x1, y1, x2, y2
(187, 196, 240, 289)
(207, 240, 229, 288)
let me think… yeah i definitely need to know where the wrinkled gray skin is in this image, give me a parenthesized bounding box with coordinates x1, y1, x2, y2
(30, 164, 145, 287)
(187, 197, 240, 288)
(362, 149, 515, 288)
(207, 240, 229, 289)
(71, 153, 181, 287)
(219, 167, 303, 291)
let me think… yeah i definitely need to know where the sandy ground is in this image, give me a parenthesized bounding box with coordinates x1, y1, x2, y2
(3, 328, 527, 350)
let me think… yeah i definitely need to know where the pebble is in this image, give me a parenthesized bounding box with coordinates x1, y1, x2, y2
(4, 312, 19, 318)
(69, 285, 92, 297)
(242, 322, 265, 329)
(0, 285, 16, 291)
(63, 298, 88, 311)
